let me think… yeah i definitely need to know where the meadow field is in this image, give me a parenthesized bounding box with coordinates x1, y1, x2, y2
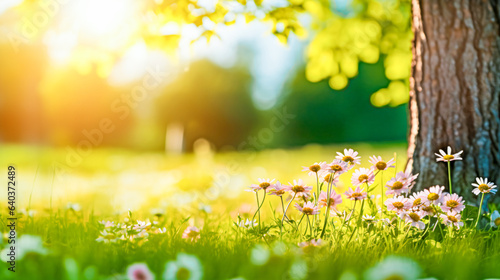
(1, 143, 500, 280)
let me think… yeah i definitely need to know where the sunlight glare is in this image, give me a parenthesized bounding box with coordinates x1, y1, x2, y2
(73, 0, 135, 38)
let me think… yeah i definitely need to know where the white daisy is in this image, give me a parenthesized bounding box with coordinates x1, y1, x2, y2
(440, 211, 464, 229)
(401, 211, 427, 230)
(369, 156, 395, 171)
(419, 186, 445, 205)
(435, 146, 463, 162)
(351, 168, 375, 187)
(336, 148, 361, 166)
(471, 177, 497, 195)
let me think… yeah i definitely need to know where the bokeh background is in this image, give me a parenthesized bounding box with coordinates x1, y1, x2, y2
(0, 0, 411, 213)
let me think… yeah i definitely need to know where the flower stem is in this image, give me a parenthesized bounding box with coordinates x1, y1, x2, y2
(475, 193, 485, 227)
(252, 191, 266, 231)
(347, 200, 357, 226)
(315, 172, 320, 203)
(282, 193, 296, 226)
(320, 173, 335, 238)
(358, 199, 365, 225)
(380, 171, 384, 207)
(307, 215, 313, 236)
(447, 161, 453, 194)
(297, 213, 305, 228)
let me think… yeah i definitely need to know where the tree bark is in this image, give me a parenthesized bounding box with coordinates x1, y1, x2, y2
(408, 0, 500, 204)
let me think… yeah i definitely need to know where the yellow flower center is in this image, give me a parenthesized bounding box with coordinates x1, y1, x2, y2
(422, 205, 435, 214)
(391, 181, 404, 190)
(259, 182, 271, 189)
(326, 198, 336, 207)
(446, 200, 459, 208)
(342, 156, 354, 163)
(275, 190, 285, 195)
(392, 202, 404, 209)
(478, 184, 490, 192)
(351, 192, 363, 198)
(495, 218, 500, 227)
(176, 267, 191, 280)
(427, 193, 439, 201)
(443, 155, 454, 161)
(292, 185, 305, 193)
(375, 161, 387, 170)
(358, 174, 369, 183)
(331, 164, 343, 172)
(448, 215, 458, 223)
(409, 212, 420, 221)
(309, 164, 321, 172)
(302, 207, 314, 215)
(412, 198, 422, 207)
(324, 173, 333, 183)
(188, 231, 199, 238)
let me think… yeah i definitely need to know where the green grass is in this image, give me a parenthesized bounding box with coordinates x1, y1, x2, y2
(1, 143, 500, 280)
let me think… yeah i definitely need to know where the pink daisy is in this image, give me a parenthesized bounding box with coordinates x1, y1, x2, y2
(400, 210, 426, 230)
(336, 148, 361, 167)
(419, 202, 437, 216)
(440, 211, 464, 228)
(441, 193, 465, 212)
(301, 162, 326, 176)
(294, 201, 320, 215)
(471, 177, 498, 195)
(248, 178, 276, 192)
(435, 146, 463, 162)
(385, 196, 412, 214)
(321, 160, 348, 175)
(396, 169, 419, 187)
(409, 192, 423, 209)
(368, 156, 396, 171)
(419, 185, 445, 205)
(320, 172, 340, 184)
(385, 174, 411, 196)
(318, 190, 343, 210)
(268, 181, 287, 197)
(182, 226, 200, 241)
(284, 179, 313, 197)
(351, 168, 375, 187)
(344, 186, 367, 201)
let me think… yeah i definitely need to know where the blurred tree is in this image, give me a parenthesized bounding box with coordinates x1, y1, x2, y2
(154, 60, 258, 151)
(39, 68, 132, 146)
(0, 43, 47, 143)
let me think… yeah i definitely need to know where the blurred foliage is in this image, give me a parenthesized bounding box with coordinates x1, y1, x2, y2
(0, 0, 413, 149)
(273, 60, 408, 148)
(8, 0, 412, 106)
(305, 0, 413, 107)
(154, 60, 258, 151)
(143, 0, 412, 107)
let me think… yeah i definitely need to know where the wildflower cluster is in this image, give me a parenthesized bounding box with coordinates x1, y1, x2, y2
(242, 147, 498, 240)
(96, 218, 166, 244)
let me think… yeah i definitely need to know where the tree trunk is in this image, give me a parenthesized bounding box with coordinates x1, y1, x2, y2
(408, 0, 500, 205)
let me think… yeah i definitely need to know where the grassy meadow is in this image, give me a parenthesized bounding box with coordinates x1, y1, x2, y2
(1, 143, 500, 280)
